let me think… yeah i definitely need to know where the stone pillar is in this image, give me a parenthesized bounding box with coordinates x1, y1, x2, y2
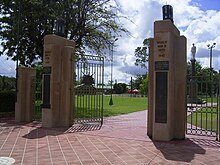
(42, 35, 75, 128)
(147, 20, 187, 141)
(15, 67, 36, 122)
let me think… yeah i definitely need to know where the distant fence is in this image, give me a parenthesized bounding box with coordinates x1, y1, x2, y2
(111, 94, 147, 97)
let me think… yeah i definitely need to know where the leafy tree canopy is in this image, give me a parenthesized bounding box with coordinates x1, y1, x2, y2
(0, 0, 128, 66)
(113, 82, 127, 94)
(0, 75, 16, 91)
(134, 38, 150, 69)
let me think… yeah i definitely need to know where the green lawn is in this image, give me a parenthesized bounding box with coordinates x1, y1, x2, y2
(187, 107, 218, 132)
(200, 97, 218, 103)
(34, 95, 148, 120)
(103, 95, 148, 117)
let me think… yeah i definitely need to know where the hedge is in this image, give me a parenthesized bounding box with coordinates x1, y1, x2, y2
(0, 91, 16, 112)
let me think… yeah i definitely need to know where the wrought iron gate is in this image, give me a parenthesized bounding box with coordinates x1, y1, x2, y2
(74, 55, 104, 125)
(33, 70, 42, 121)
(186, 75, 219, 140)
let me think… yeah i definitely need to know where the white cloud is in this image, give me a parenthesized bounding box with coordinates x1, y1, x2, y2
(0, 55, 16, 77)
(2, 0, 220, 81)
(110, 0, 220, 84)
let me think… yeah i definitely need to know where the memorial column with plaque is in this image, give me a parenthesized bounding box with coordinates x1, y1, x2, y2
(42, 35, 75, 128)
(147, 19, 187, 141)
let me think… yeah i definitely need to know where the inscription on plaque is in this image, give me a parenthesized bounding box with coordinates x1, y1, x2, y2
(156, 40, 167, 57)
(44, 50, 52, 64)
(155, 72, 167, 123)
(155, 61, 169, 71)
(42, 75, 51, 108)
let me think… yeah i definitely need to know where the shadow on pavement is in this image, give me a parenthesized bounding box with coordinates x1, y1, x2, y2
(22, 123, 102, 139)
(153, 138, 206, 163)
(65, 123, 102, 133)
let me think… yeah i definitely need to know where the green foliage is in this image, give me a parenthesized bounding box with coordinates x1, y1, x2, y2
(35, 63, 43, 92)
(0, 75, 16, 91)
(139, 75, 148, 96)
(187, 61, 219, 96)
(132, 74, 147, 90)
(0, 0, 128, 66)
(134, 38, 150, 69)
(113, 83, 127, 94)
(187, 61, 202, 76)
(0, 91, 16, 112)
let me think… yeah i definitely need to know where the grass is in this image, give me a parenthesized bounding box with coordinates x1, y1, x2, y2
(34, 95, 148, 120)
(200, 96, 218, 103)
(187, 107, 218, 132)
(103, 95, 148, 117)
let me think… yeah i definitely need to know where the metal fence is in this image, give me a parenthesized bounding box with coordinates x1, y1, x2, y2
(74, 55, 104, 125)
(186, 75, 219, 140)
(33, 76, 42, 121)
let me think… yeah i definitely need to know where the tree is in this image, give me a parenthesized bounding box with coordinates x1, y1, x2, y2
(134, 38, 150, 69)
(0, 0, 128, 66)
(187, 61, 218, 96)
(113, 83, 127, 94)
(0, 75, 16, 91)
(187, 61, 202, 77)
(139, 75, 148, 96)
(132, 75, 146, 90)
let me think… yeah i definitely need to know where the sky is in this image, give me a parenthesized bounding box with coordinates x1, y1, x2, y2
(1, 0, 220, 84)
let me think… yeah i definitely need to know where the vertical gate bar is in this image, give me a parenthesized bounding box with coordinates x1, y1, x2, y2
(94, 58, 96, 122)
(94, 62, 96, 121)
(79, 61, 82, 123)
(93, 62, 96, 122)
(216, 88, 218, 140)
(211, 75, 213, 133)
(199, 78, 202, 134)
(97, 61, 100, 122)
(92, 62, 94, 121)
(216, 70, 220, 141)
(81, 61, 84, 123)
(205, 78, 208, 133)
(79, 62, 82, 123)
(97, 62, 100, 122)
(90, 62, 93, 121)
(87, 63, 90, 122)
(75, 61, 78, 123)
(90, 63, 93, 120)
(100, 57, 104, 125)
(186, 77, 187, 135)
(100, 61, 102, 122)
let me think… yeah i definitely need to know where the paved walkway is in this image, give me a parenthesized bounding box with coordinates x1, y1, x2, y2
(0, 111, 220, 165)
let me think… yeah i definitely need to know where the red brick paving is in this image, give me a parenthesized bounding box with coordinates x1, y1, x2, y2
(0, 111, 220, 165)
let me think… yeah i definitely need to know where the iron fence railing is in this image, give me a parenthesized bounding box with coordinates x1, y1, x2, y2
(186, 75, 219, 140)
(74, 55, 104, 125)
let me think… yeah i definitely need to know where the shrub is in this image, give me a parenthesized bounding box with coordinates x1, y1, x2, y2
(0, 91, 16, 112)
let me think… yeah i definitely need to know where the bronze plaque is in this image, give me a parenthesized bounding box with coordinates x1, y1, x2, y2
(155, 61, 169, 71)
(43, 67, 52, 74)
(42, 75, 51, 108)
(155, 72, 167, 123)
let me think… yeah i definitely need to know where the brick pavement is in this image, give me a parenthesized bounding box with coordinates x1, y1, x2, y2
(0, 111, 220, 165)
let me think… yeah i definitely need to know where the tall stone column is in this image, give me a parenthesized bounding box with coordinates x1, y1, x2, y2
(42, 35, 75, 128)
(15, 67, 36, 122)
(147, 19, 187, 141)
